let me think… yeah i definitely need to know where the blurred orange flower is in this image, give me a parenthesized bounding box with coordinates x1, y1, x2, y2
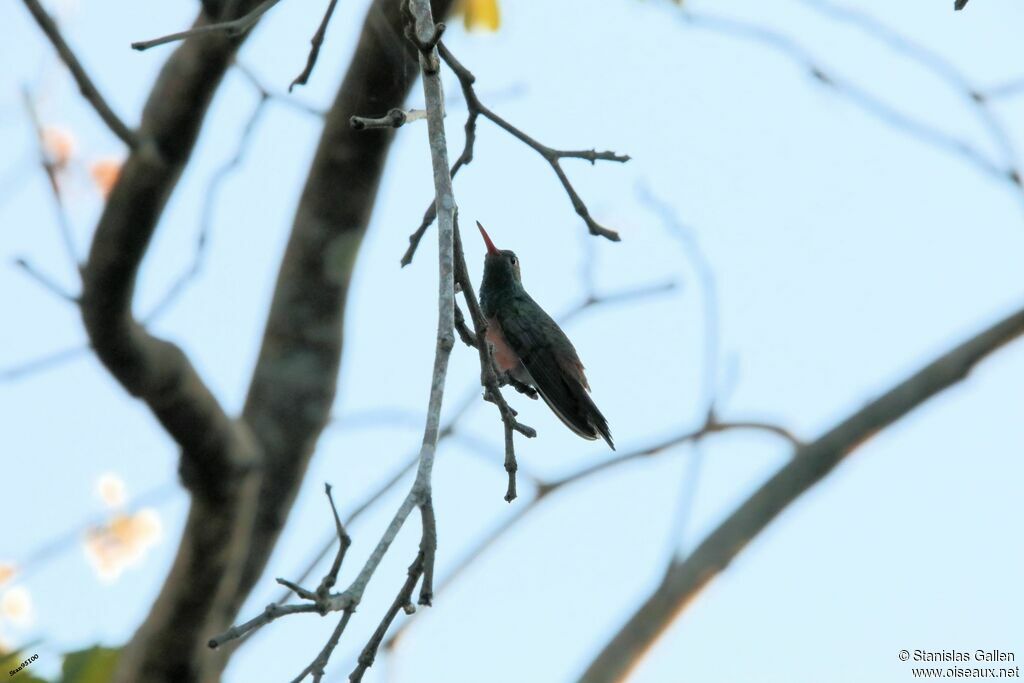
(89, 157, 122, 198)
(0, 564, 15, 588)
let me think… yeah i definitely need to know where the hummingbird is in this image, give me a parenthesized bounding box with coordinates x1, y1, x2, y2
(476, 222, 614, 450)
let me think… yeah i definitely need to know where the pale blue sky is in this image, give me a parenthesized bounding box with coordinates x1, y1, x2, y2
(1, 1, 1022, 682)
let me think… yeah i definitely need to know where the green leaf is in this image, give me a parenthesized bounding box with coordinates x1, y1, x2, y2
(59, 646, 119, 683)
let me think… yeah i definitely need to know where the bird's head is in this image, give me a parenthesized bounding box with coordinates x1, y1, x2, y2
(478, 221, 521, 284)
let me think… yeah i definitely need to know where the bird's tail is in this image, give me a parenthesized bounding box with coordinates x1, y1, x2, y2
(535, 383, 615, 450)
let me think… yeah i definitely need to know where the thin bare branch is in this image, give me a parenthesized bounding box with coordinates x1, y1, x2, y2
(289, 0, 341, 91)
(383, 416, 799, 650)
(20, 0, 137, 147)
(400, 41, 630, 266)
(350, 108, 427, 130)
(540, 419, 801, 494)
(637, 183, 719, 412)
(417, 497, 437, 606)
(682, 10, 1023, 194)
(235, 61, 326, 117)
(143, 94, 269, 323)
(21, 89, 80, 277)
(289, 610, 353, 683)
(985, 76, 1024, 101)
(560, 280, 679, 326)
(132, 0, 283, 51)
(207, 602, 319, 649)
(13, 257, 77, 303)
(349, 552, 425, 683)
(318, 484, 352, 597)
(799, 0, 1018, 172)
(0, 344, 88, 383)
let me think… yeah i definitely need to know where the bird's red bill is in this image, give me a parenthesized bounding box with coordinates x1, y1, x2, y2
(477, 221, 500, 255)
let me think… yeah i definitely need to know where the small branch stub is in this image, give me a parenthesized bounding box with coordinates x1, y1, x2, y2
(350, 108, 426, 130)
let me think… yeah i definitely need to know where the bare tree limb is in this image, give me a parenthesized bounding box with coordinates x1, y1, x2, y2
(131, 0, 283, 51)
(349, 551, 426, 683)
(799, 0, 1018, 175)
(382, 417, 800, 652)
(577, 302, 1024, 683)
(985, 76, 1024, 101)
(291, 610, 353, 683)
(350, 108, 427, 130)
(681, 10, 1024, 195)
(143, 92, 269, 323)
(289, 0, 341, 92)
(236, 61, 326, 117)
(20, 0, 138, 147)
(0, 344, 89, 383)
(13, 257, 77, 303)
(273, 276, 681, 631)
(401, 41, 630, 266)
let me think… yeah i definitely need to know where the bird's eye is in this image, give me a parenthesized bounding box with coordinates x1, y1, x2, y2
(510, 256, 517, 265)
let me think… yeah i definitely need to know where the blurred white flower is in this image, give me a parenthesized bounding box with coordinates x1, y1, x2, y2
(41, 125, 76, 171)
(95, 472, 126, 509)
(83, 508, 162, 582)
(0, 587, 33, 627)
(132, 508, 163, 546)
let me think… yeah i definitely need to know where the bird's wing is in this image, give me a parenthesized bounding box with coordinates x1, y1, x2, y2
(497, 297, 613, 449)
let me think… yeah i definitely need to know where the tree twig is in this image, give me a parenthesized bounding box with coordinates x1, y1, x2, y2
(21, 89, 81, 278)
(13, 257, 77, 303)
(798, 0, 1018, 175)
(349, 552, 426, 683)
(143, 92, 269, 323)
(20, 0, 138, 147)
(400, 41, 630, 266)
(681, 9, 1023, 195)
(131, 0, 283, 51)
(350, 108, 426, 130)
(289, 0, 341, 91)
(382, 417, 800, 651)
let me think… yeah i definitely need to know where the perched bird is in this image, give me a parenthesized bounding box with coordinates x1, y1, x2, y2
(476, 222, 614, 449)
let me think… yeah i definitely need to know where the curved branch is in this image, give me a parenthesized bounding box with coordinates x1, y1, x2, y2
(20, 0, 138, 147)
(577, 302, 1024, 683)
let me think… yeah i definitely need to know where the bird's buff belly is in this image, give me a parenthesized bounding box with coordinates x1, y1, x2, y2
(485, 318, 521, 372)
